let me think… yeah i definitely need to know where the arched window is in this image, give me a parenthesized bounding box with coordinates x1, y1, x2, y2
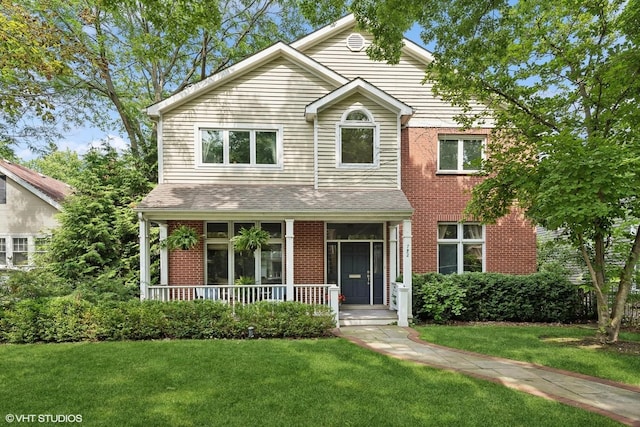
(338, 108, 378, 166)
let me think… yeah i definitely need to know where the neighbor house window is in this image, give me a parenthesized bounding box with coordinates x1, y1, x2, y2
(338, 109, 378, 166)
(437, 223, 484, 274)
(438, 137, 484, 172)
(12, 237, 29, 266)
(200, 127, 280, 166)
(0, 175, 6, 204)
(0, 238, 6, 265)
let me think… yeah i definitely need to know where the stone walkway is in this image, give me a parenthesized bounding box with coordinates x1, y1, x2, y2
(336, 325, 640, 426)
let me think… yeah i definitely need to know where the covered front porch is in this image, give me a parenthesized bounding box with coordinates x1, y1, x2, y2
(136, 184, 414, 327)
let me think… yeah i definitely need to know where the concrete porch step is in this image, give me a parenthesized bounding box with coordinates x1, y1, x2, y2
(339, 305, 398, 326)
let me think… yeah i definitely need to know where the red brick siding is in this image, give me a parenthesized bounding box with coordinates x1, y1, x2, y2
(168, 220, 204, 285)
(401, 127, 536, 274)
(294, 221, 325, 284)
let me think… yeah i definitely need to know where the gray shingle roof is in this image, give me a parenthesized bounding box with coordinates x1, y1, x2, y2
(137, 184, 413, 218)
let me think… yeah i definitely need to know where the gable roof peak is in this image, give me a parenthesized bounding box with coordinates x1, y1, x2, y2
(145, 41, 348, 117)
(305, 77, 414, 123)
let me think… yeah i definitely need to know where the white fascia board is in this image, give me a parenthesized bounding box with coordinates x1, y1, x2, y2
(145, 43, 348, 117)
(0, 165, 62, 210)
(402, 38, 435, 64)
(305, 78, 414, 121)
(291, 15, 357, 51)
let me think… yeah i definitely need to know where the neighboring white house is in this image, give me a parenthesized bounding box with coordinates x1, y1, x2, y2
(0, 160, 72, 270)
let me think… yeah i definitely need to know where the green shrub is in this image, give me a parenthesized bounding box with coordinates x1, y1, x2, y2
(0, 299, 334, 344)
(412, 272, 582, 323)
(412, 274, 466, 323)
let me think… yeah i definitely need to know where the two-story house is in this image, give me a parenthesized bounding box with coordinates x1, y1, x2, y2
(136, 15, 537, 325)
(0, 159, 71, 271)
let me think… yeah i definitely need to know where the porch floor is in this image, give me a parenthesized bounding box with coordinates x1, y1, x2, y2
(339, 305, 397, 326)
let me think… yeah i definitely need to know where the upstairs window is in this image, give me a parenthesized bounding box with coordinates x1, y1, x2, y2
(438, 137, 484, 173)
(338, 109, 378, 166)
(0, 175, 6, 204)
(200, 127, 280, 166)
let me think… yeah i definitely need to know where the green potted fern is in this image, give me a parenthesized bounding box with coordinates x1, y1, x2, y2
(231, 225, 270, 253)
(164, 225, 200, 250)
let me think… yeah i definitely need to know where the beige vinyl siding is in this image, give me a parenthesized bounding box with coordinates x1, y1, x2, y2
(317, 95, 399, 188)
(302, 28, 489, 126)
(0, 177, 59, 234)
(161, 58, 336, 185)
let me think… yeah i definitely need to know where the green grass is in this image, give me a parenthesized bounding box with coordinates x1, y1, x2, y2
(0, 338, 621, 426)
(416, 324, 640, 386)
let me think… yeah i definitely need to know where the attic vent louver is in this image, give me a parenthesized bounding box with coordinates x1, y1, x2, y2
(346, 33, 365, 52)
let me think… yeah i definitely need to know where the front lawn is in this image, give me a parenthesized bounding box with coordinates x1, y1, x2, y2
(0, 338, 620, 426)
(416, 324, 640, 386)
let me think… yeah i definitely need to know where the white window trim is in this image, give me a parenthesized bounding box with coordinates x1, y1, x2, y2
(336, 108, 380, 169)
(437, 135, 485, 174)
(437, 223, 486, 274)
(195, 124, 284, 168)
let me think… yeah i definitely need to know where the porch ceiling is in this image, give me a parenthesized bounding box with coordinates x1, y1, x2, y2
(136, 184, 413, 221)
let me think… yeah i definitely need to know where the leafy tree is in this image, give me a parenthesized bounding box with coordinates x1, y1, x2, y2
(331, 0, 640, 342)
(25, 149, 84, 186)
(13, 0, 312, 168)
(0, 0, 85, 154)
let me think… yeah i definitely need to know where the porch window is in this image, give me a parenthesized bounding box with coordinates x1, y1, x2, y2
(204, 222, 283, 285)
(326, 223, 383, 240)
(200, 127, 280, 166)
(338, 109, 378, 166)
(438, 136, 484, 173)
(437, 223, 484, 274)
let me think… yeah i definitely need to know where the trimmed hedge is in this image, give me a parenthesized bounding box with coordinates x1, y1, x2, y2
(412, 272, 586, 323)
(0, 298, 335, 344)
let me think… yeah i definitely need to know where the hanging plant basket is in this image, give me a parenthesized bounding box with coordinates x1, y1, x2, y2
(164, 225, 200, 250)
(231, 226, 270, 253)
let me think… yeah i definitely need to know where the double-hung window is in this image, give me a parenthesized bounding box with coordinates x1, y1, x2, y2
(338, 109, 378, 166)
(437, 223, 484, 274)
(438, 136, 484, 173)
(12, 237, 29, 266)
(200, 127, 280, 166)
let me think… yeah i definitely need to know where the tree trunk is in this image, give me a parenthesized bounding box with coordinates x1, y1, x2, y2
(580, 232, 611, 343)
(607, 225, 640, 342)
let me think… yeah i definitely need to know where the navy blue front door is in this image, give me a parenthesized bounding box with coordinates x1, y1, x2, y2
(340, 242, 370, 304)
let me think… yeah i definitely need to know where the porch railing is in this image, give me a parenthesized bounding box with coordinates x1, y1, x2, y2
(147, 284, 333, 308)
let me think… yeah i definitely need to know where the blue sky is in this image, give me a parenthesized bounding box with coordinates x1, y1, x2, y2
(16, 24, 428, 162)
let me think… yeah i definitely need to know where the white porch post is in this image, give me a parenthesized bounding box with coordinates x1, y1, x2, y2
(389, 223, 399, 284)
(397, 284, 409, 327)
(139, 213, 150, 300)
(401, 219, 412, 324)
(328, 284, 340, 328)
(159, 222, 168, 285)
(285, 219, 294, 301)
